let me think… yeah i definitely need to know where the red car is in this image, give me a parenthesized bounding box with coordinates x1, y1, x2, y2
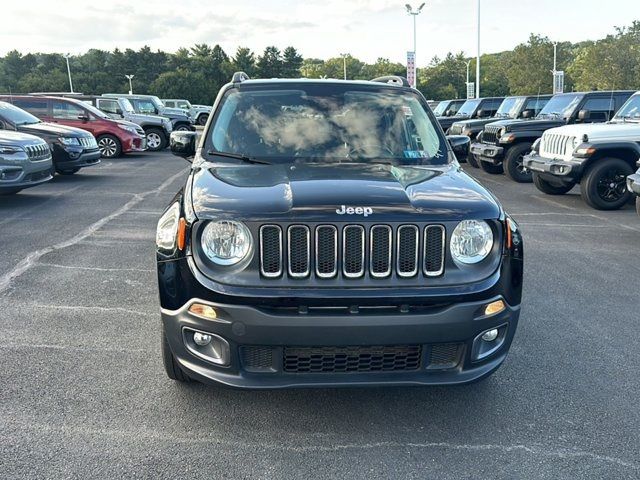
(0, 95, 147, 158)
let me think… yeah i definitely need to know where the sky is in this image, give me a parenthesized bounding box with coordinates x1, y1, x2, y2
(1, 0, 638, 65)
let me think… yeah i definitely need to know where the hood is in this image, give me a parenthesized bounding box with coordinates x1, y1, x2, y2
(490, 118, 565, 132)
(161, 107, 190, 119)
(544, 122, 640, 142)
(0, 130, 47, 146)
(454, 117, 510, 130)
(190, 162, 501, 221)
(114, 119, 141, 129)
(17, 122, 91, 138)
(126, 112, 167, 124)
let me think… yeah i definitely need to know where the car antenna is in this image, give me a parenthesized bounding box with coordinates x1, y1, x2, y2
(608, 82, 615, 121)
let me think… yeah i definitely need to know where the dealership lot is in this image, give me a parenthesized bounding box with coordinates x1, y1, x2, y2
(1, 153, 638, 479)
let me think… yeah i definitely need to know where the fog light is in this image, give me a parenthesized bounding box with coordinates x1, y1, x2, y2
(484, 300, 505, 316)
(193, 332, 212, 346)
(189, 303, 217, 320)
(481, 329, 499, 342)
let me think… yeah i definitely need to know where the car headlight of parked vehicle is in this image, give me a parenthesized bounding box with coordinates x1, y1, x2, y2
(156, 203, 181, 252)
(58, 137, 80, 146)
(201, 220, 253, 266)
(450, 220, 494, 264)
(0, 144, 24, 154)
(118, 124, 139, 134)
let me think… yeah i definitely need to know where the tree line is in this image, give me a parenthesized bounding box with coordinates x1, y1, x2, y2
(0, 21, 638, 104)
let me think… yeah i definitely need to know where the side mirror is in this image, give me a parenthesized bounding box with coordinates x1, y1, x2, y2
(447, 135, 470, 160)
(78, 114, 90, 122)
(115, 108, 123, 116)
(170, 131, 196, 161)
(476, 109, 488, 118)
(578, 109, 591, 121)
(521, 109, 534, 119)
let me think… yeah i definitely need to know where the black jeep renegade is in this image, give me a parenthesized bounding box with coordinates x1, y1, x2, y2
(156, 73, 524, 388)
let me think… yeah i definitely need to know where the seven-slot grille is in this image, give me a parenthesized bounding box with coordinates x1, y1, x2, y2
(79, 136, 98, 149)
(482, 125, 500, 145)
(541, 133, 573, 157)
(25, 143, 50, 161)
(259, 224, 446, 280)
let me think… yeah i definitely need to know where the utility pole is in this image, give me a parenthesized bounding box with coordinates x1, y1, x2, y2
(405, 3, 426, 88)
(340, 54, 348, 80)
(125, 75, 135, 95)
(65, 54, 74, 93)
(476, 0, 481, 98)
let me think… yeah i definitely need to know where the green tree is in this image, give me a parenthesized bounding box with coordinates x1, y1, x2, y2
(282, 47, 303, 78)
(232, 47, 257, 77)
(256, 46, 283, 78)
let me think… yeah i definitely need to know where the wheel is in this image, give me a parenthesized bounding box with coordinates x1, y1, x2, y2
(162, 324, 192, 382)
(175, 124, 191, 132)
(479, 159, 504, 174)
(580, 158, 633, 210)
(504, 143, 533, 183)
(532, 173, 575, 195)
(636, 197, 640, 216)
(57, 168, 80, 175)
(145, 128, 167, 151)
(197, 114, 208, 126)
(0, 187, 23, 195)
(97, 134, 122, 158)
(467, 152, 480, 168)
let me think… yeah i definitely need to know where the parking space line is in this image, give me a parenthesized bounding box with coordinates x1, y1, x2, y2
(25, 303, 156, 317)
(36, 262, 154, 273)
(532, 195, 578, 211)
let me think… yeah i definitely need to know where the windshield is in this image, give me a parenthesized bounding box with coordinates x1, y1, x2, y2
(0, 101, 41, 125)
(131, 99, 157, 114)
(433, 101, 449, 116)
(121, 98, 135, 113)
(495, 97, 524, 118)
(208, 85, 448, 166)
(177, 100, 191, 109)
(81, 102, 111, 120)
(456, 99, 481, 116)
(613, 94, 640, 121)
(538, 94, 583, 119)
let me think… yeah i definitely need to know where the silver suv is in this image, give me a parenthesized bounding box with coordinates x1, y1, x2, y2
(162, 99, 211, 126)
(0, 131, 53, 195)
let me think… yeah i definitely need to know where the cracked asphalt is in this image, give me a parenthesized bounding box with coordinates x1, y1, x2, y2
(1, 152, 639, 479)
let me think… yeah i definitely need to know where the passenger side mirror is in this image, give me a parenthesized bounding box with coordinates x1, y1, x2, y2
(115, 108, 123, 116)
(446, 110, 455, 117)
(170, 131, 196, 162)
(578, 109, 591, 121)
(477, 109, 491, 118)
(521, 109, 534, 119)
(447, 135, 470, 161)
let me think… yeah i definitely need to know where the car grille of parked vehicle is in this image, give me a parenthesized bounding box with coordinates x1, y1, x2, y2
(448, 124, 464, 135)
(79, 137, 98, 149)
(540, 133, 574, 157)
(239, 342, 463, 373)
(24, 143, 51, 161)
(259, 224, 445, 280)
(482, 125, 500, 144)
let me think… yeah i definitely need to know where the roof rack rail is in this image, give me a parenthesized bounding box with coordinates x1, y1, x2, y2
(232, 71, 250, 83)
(370, 76, 411, 87)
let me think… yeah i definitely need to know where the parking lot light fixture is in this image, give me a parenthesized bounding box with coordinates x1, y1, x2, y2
(340, 53, 348, 80)
(405, 3, 426, 88)
(64, 54, 74, 93)
(125, 75, 135, 95)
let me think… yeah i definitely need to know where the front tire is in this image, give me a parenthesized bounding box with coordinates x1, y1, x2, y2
(580, 158, 633, 210)
(57, 168, 80, 175)
(533, 173, 575, 195)
(504, 143, 533, 183)
(197, 114, 208, 126)
(467, 152, 480, 168)
(97, 134, 122, 158)
(145, 128, 167, 151)
(162, 325, 191, 383)
(175, 124, 191, 132)
(479, 159, 504, 175)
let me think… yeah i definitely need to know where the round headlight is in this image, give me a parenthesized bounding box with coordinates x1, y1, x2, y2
(450, 220, 494, 264)
(201, 221, 253, 266)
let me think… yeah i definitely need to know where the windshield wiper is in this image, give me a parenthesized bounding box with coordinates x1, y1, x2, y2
(205, 150, 271, 165)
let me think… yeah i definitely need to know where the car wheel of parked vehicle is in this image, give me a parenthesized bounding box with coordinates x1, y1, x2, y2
(479, 159, 504, 174)
(162, 325, 192, 383)
(0, 188, 23, 195)
(504, 143, 533, 183)
(145, 128, 167, 151)
(467, 153, 480, 168)
(57, 168, 81, 175)
(197, 114, 209, 126)
(175, 124, 191, 132)
(532, 173, 575, 195)
(581, 158, 633, 210)
(97, 134, 122, 158)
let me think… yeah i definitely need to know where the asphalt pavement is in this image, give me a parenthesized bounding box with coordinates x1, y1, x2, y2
(1, 152, 639, 479)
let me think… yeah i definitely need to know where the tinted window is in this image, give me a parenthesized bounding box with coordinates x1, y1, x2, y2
(538, 94, 583, 119)
(131, 99, 157, 114)
(164, 101, 175, 108)
(0, 101, 41, 125)
(208, 85, 448, 166)
(495, 98, 523, 118)
(53, 101, 84, 119)
(456, 99, 481, 116)
(613, 94, 640, 121)
(98, 99, 119, 114)
(524, 97, 550, 113)
(11, 99, 48, 117)
(583, 97, 615, 112)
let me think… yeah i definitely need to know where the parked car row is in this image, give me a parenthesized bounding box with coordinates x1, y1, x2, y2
(433, 91, 640, 214)
(0, 93, 205, 195)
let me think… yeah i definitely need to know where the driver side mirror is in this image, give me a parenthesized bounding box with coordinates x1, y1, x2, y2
(578, 109, 591, 121)
(170, 131, 196, 162)
(77, 114, 90, 122)
(115, 108, 123, 116)
(521, 109, 534, 119)
(447, 135, 470, 160)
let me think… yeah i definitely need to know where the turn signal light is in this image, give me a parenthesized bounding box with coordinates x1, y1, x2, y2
(484, 300, 506, 316)
(188, 303, 218, 320)
(177, 218, 187, 251)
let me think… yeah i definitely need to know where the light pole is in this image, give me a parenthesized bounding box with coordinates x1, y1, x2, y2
(340, 53, 348, 80)
(125, 75, 135, 95)
(64, 54, 74, 93)
(476, 0, 481, 98)
(405, 3, 426, 88)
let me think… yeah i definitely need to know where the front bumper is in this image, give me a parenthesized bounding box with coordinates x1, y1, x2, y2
(122, 135, 147, 153)
(0, 156, 53, 191)
(470, 142, 504, 164)
(627, 169, 640, 196)
(53, 146, 101, 170)
(523, 151, 584, 182)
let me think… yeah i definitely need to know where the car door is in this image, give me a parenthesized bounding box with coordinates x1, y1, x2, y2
(51, 100, 95, 135)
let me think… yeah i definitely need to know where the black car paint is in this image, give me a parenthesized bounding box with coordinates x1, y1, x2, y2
(158, 79, 523, 388)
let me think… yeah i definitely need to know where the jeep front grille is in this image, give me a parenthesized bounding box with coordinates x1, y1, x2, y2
(259, 224, 446, 280)
(79, 136, 98, 149)
(541, 133, 573, 157)
(482, 125, 500, 145)
(25, 143, 51, 161)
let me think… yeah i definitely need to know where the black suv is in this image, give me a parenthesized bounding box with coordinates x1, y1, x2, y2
(156, 73, 523, 389)
(437, 97, 505, 133)
(432, 99, 465, 118)
(471, 91, 634, 182)
(450, 95, 552, 167)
